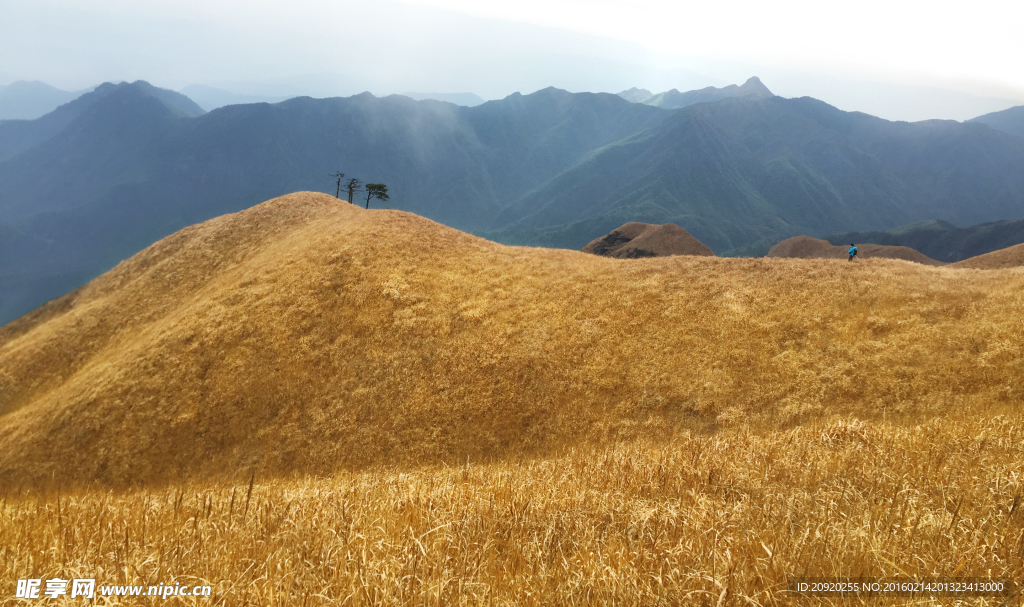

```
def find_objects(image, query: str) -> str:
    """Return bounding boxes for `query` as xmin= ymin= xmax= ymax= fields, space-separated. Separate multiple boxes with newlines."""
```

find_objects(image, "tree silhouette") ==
xmin=345 ymin=178 xmax=363 ymax=204
xmin=330 ymin=172 xmax=345 ymax=198
xmin=364 ymin=183 xmax=389 ymax=209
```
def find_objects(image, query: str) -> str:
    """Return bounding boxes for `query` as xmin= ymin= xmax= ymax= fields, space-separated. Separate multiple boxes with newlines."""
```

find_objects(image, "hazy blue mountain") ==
xmin=0 ymin=81 xmax=204 ymax=163
xmin=969 ymin=105 xmax=1024 ymax=139
xmin=491 ymin=96 xmax=1024 ymax=252
xmin=0 ymin=82 xmax=665 ymax=324
xmin=0 ymin=81 xmax=83 ymax=120
xmin=616 ymin=88 xmax=653 ymax=103
xmin=643 ymin=77 xmax=774 ymax=110
xmin=825 ymin=218 xmax=1024 ymax=262
xmin=180 ymin=85 xmax=290 ymax=111
xmin=403 ymin=92 xmax=486 ymax=106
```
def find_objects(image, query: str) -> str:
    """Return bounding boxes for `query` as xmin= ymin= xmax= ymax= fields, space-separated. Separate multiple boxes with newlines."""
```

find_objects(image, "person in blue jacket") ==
xmin=848 ymin=244 xmax=858 ymax=261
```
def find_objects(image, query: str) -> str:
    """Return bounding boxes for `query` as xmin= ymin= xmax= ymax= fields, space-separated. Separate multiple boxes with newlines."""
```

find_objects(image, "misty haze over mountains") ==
xmin=2 ymin=78 xmax=1024 ymax=325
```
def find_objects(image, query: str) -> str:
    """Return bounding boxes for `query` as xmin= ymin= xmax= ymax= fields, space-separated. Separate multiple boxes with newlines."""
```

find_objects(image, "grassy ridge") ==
xmin=1 ymin=192 xmax=1022 ymax=486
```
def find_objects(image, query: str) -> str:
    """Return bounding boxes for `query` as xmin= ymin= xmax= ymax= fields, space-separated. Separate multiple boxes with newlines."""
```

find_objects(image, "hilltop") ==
xmin=2 ymin=193 xmax=1022 ymax=486
xmin=582 ymin=222 xmax=714 ymax=258
xmin=767 ymin=236 xmax=943 ymax=265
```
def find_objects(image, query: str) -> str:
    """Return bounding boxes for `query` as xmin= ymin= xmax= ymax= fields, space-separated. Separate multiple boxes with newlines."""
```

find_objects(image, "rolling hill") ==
xmin=582 ymin=222 xmax=714 ymax=258
xmin=1 ymin=192 xmax=1022 ymax=486
xmin=952 ymin=243 xmax=1024 ymax=269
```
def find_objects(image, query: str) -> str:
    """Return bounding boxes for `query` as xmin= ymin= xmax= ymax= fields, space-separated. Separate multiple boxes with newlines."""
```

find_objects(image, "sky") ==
xmin=1 ymin=0 xmax=1022 ymax=121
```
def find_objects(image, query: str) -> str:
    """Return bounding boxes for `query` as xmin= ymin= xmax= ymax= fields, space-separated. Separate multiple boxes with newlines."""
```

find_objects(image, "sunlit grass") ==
xmin=1 ymin=192 xmax=1022 ymax=604
xmin=3 ymin=414 xmax=1023 ymax=605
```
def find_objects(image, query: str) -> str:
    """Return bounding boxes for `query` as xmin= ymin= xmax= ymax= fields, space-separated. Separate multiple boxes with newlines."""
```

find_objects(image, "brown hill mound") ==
xmin=582 ymin=222 xmax=715 ymax=258
xmin=1 ymin=192 xmax=1022 ymax=486
xmin=952 ymin=243 xmax=1024 ymax=269
xmin=766 ymin=235 xmax=943 ymax=265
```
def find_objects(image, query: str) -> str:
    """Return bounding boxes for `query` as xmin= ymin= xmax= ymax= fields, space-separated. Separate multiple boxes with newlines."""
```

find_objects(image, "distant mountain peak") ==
xmin=739 ymin=76 xmax=773 ymax=97
xmin=91 ymin=81 xmax=206 ymax=118
xmin=616 ymin=88 xmax=654 ymax=103
xmin=642 ymin=77 xmax=773 ymax=110
xmin=403 ymin=92 xmax=485 ymax=107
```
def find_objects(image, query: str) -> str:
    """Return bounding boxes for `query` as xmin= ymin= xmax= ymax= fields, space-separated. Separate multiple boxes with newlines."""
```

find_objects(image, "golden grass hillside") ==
xmin=1 ymin=192 xmax=1023 ymax=486
xmin=954 ymin=242 xmax=1024 ymax=269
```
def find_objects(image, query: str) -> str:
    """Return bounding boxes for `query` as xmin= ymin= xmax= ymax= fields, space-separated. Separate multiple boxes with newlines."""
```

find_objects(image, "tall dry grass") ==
xmin=3 ymin=414 xmax=1023 ymax=605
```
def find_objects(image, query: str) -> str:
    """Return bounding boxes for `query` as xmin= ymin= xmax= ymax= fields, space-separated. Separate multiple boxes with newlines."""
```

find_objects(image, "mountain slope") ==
xmin=2 ymin=192 xmax=1022 ymax=485
xmin=969 ymin=105 xmax=1024 ymax=139
xmin=494 ymin=96 xmax=1024 ymax=252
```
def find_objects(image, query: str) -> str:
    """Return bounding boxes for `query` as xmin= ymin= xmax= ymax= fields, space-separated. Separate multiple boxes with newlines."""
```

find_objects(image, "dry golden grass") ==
xmin=3 ymin=416 xmax=1024 ymax=605
xmin=2 ymin=191 xmax=1024 ymax=603
xmin=954 ymin=243 xmax=1024 ymax=269
xmin=0 ymin=192 xmax=1022 ymax=485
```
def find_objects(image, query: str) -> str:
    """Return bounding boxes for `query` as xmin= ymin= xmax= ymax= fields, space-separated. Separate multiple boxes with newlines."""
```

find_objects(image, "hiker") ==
xmin=848 ymin=244 xmax=858 ymax=261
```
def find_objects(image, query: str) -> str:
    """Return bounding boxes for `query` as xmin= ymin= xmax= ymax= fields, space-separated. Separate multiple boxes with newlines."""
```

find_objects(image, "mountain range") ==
xmin=627 ymin=77 xmax=775 ymax=109
xmin=2 ymin=78 xmax=1024 ymax=325
xmin=403 ymin=92 xmax=486 ymax=106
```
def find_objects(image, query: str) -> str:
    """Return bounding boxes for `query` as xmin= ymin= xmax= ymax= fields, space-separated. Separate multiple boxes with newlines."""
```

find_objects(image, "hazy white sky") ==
xmin=406 ymin=0 xmax=1024 ymax=97
xmin=1 ymin=0 xmax=1021 ymax=120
